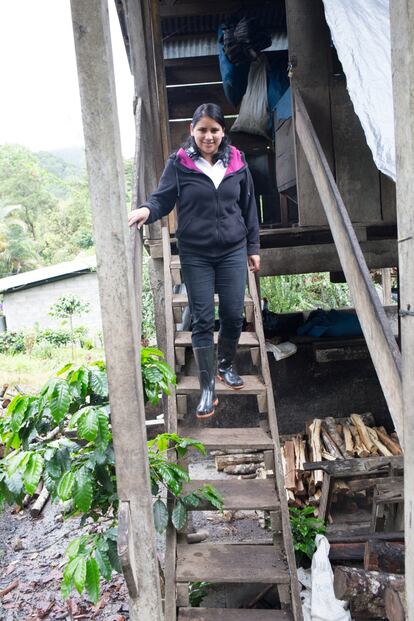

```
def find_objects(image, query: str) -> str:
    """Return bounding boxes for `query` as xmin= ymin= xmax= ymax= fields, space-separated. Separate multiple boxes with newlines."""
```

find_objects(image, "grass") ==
xmin=0 ymin=347 xmax=105 ymax=393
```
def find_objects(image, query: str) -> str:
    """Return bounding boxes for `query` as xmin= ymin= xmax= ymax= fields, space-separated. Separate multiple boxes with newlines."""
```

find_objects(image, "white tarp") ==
xmin=322 ymin=0 xmax=395 ymax=180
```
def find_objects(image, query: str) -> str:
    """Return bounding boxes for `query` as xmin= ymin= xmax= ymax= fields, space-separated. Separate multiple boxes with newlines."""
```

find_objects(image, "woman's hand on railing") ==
xmin=248 ymin=255 xmax=260 ymax=273
xmin=128 ymin=207 xmax=150 ymax=229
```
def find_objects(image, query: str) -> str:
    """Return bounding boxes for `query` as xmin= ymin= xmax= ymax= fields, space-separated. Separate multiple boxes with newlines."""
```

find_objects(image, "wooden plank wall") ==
xmin=286 ymin=0 xmax=397 ymax=229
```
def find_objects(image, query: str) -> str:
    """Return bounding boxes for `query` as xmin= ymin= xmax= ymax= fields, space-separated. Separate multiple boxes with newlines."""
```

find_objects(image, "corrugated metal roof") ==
xmin=163 ymin=32 xmax=287 ymax=59
xmin=0 ymin=256 xmax=97 ymax=294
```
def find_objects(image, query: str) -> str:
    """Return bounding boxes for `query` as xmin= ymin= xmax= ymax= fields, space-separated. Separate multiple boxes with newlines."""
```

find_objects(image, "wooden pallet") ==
xmin=162 ymin=227 xmax=303 ymax=621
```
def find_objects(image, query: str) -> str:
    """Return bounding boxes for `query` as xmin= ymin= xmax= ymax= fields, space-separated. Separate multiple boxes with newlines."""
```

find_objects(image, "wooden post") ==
xmin=294 ymin=88 xmax=403 ymax=441
xmin=390 ymin=1 xmax=414 ymax=619
xmin=70 ymin=2 xmax=163 ymax=619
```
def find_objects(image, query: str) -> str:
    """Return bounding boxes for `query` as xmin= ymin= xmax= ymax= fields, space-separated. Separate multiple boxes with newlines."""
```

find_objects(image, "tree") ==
xmin=49 ymin=295 xmax=90 ymax=358
xmin=0 ymin=145 xmax=58 ymax=242
xmin=0 ymin=203 xmax=40 ymax=277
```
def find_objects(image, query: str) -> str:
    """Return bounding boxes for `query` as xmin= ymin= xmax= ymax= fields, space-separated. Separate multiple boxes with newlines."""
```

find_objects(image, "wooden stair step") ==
xmin=179 ymin=608 xmax=293 ymax=620
xmin=176 ymin=544 xmax=290 ymax=584
xmin=177 ymin=426 xmax=273 ymax=450
xmin=183 ymin=479 xmax=279 ymax=511
xmin=177 ymin=375 xmax=265 ymax=395
xmin=172 ymin=293 xmax=253 ymax=307
xmin=175 ymin=331 xmax=259 ymax=347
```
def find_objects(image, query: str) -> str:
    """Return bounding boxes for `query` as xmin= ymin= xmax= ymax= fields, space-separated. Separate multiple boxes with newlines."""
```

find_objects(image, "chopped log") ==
xmin=349 ymin=423 xmax=370 ymax=457
xmin=364 ymin=540 xmax=405 ymax=574
xmin=374 ymin=427 xmax=403 ymax=456
xmin=384 ymin=585 xmax=407 ymax=621
xmin=333 ymin=480 xmax=350 ymax=493
xmin=350 ymin=413 xmax=376 ymax=453
xmin=324 ymin=417 xmax=348 ymax=457
xmin=223 ymin=462 xmax=264 ymax=475
xmin=342 ymin=423 xmax=355 ymax=457
xmin=329 ymin=542 xmax=365 ymax=562
xmin=293 ymin=436 xmax=306 ymax=495
xmin=346 ymin=476 xmax=403 ymax=494
xmin=321 ymin=450 xmax=336 ymax=461
xmin=308 ymin=489 xmax=322 ymax=506
xmin=283 ymin=441 xmax=297 ymax=490
xmin=328 ymin=531 xmax=404 ymax=544
xmin=334 ymin=566 xmax=405 ymax=618
xmin=30 ymin=486 xmax=50 ymax=518
xmin=309 ymin=419 xmax=324 ymax=488
xmin=215 ymin=453 xmax=264 ymax=471
xmin=367 ymin=427 xmax=393 ymax=457
xmin=0 ymin=384 xmax=8 ymax=398
xmin=321 ymin=426 xmax=343 ymax=459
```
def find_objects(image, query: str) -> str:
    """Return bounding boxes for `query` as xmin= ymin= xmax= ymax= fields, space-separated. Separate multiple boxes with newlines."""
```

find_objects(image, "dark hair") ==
xmin=183 ymin=103 xmax=231 ymax=164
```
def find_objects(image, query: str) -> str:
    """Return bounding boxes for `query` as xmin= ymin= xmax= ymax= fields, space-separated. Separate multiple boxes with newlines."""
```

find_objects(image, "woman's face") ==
xmin=190 ymin=116 xmax=225 ymax=161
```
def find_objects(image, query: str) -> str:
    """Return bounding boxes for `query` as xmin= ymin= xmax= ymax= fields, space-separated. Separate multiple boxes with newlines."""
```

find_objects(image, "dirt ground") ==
xmin=0 ymin=497 xmax=129 ymax=621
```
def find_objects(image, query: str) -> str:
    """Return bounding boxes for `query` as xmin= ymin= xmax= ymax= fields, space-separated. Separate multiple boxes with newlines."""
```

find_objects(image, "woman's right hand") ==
xmin=128 ymin=207 xmax=150 ymax=229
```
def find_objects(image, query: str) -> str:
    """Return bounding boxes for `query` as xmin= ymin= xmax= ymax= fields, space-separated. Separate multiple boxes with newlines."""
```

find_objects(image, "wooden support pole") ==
xmin=294 ymin=87 xmax=403 ymax=440
xmin=390 ymin=3 xmax=414 ymax=619
xmin=69 ymin=2 xmax=162 ymax=618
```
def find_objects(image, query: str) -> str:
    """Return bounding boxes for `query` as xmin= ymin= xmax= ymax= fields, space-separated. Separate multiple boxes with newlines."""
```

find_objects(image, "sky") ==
xmin=0 ymin=0 xmax=136 ymax=157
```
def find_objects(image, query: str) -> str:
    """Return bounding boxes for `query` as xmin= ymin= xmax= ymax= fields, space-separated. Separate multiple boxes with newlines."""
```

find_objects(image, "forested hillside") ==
xmin=0 ymin=144 xmax=133 ymax=278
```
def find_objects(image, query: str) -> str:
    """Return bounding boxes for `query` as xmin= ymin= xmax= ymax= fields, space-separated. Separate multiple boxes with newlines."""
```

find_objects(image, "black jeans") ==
xmin=180 ymin=246 xmax=248 ymax=348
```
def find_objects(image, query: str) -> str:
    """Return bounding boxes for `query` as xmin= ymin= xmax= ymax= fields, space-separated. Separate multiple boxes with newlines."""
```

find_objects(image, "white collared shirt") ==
xmin=194 ymin=157 xmax=226 ymax=189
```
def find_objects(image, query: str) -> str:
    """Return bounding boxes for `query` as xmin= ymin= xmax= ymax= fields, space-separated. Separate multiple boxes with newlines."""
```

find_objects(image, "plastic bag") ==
xmin=231 ymin=56 xmax=269 ymax=137
xmin=310 ymin=535 xmax=352 ymax=621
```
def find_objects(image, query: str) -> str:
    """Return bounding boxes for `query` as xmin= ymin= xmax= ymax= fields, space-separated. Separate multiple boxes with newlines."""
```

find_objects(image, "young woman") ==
xmin=128 ymin=103 xmax=260 ymax=419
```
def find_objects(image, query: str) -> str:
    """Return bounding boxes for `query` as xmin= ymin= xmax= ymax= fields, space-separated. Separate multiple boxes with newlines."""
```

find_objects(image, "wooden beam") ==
xmin=390 ymin=2 xmax=414 ymax=619
xmin=285 ymin=0 xmax=333 ymax=226
xmin=260 ymin=239 xmax=397 ymax=276
xmin=159 ymin=0 xmax=268 ymax=17
xmin=70 ymin=2 xmax=162 ymax=618
xmin=294 ymin=87 xmax=403 ymax=440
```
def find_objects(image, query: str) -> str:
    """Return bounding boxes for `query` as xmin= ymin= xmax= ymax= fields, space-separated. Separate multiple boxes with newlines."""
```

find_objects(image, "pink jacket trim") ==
xmin=176 ymin=145 xmax=245 ymax=176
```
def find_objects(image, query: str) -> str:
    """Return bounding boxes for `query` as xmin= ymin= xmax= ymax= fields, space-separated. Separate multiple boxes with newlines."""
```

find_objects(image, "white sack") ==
xmin=310 ymin=535 xmax=352 ymax=621
xmin=231 ymin=56 xmax=269 ymax=137
xmin=322 ymin=0 xmax=395 ymax=180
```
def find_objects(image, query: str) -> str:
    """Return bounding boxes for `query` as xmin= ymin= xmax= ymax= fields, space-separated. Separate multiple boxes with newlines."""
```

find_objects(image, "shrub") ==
xmin=0 ymin=332 xmax=25 ymax=355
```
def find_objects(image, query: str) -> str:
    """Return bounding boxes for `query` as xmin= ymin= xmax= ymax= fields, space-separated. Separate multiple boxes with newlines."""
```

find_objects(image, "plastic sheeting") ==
xmin=322 ymin=0 xmax=395 ymax=180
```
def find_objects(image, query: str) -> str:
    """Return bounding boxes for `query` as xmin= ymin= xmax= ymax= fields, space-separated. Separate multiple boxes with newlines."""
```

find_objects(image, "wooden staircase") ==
xmin=162 ymin=228 xmax=303 ymax=621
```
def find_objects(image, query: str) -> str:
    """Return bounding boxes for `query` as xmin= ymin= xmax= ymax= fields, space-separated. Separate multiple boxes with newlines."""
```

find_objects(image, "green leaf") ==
xmin=56 ymin=363 xmax=73 ymax=376
xmin=89 ymin=369 xmax=108 ymax=397
xmin=57 ymin=471 xmax=76 ymax=501
xmin=74 ymin=471 xmax=93 ymax=512
xmin=95 ymin=548 xmax=112 ymax=581
xmin=65 ymin=536 xmax=83 ymax=560
xmin=73 ymin=556 xmax=87 ymax=594
xmin=85 ymin=557 xmax=100 ymax=604
xmin=23 ymin=453 xmax=44 ymax=495
xmin=49 ymin=380 xmax=71 ymax=423
xmin=5 ymin=450 xmax=30 ymax=477
xmin=107 ymin=539 xmax=122 ymax=573
xmin=97 ymin=409 xmax=111 ymax=448
xmin=78 ymin=408 xmax=99 ymax=442
xmin=153 ymin=498 xmax=169 ymax=533
xmin=172 ymin=499 xmax=187 ymax=530
xmin=10 ymin=396 xmax=30 ymax=432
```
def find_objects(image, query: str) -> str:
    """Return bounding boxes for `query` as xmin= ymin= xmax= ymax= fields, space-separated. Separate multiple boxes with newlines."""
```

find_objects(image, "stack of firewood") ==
xmin=213 ymin=449 xmax=265 ymax=478
xmin=282 ymin=413 xmax=402 ymax=508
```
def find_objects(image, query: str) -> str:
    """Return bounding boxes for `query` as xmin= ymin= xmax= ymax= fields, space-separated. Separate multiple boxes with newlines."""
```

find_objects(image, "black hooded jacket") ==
xmin=142 ymin=145 xmax=260 ymax=257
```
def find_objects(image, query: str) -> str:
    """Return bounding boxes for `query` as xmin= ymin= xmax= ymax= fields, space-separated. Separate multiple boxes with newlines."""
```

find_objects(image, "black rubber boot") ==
xmin=193 ymin=345 xmax=218 ymax=419
xmin=217 ymin=337 xmax=244 ymax=390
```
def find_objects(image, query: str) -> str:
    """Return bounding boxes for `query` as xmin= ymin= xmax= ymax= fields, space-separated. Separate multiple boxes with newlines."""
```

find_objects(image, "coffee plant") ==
xmin=0 ymin=351 xmax=223 ymax=603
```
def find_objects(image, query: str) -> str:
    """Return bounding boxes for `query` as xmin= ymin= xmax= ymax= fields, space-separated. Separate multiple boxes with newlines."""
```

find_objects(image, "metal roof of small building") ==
xmin=0 ymin=256 xmax=97 ymax=294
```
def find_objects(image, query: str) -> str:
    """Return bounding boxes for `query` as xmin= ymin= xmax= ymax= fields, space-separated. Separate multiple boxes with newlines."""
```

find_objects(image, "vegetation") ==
xmin=49 ymin=295 xmax=90 ymax=358
xmin=0 ymin=354 xmax=223 ymax=603
xmin=261 ymin=273 xmax=351 ymax=313
xmin=289 ymin=506 xmax=326 ymax=564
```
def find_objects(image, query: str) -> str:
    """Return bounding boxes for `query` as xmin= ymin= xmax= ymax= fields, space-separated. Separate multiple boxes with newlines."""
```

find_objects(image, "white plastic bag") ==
xmin=311 ymin=535 xmax=352 ymax=621
xmin=231 ymin=56 xmax=269 ymax=137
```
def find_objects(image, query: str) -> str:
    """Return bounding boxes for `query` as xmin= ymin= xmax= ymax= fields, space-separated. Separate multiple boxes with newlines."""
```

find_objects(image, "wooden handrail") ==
xmin=293 ymin=86 xmax=403 ymax=441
